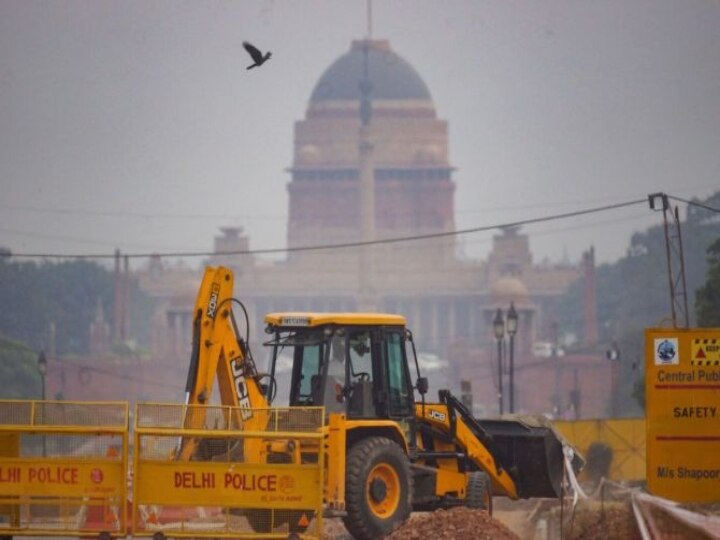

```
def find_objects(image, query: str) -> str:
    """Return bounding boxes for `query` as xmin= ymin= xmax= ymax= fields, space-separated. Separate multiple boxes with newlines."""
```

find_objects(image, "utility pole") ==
xmin=648 ymin=193 xmax=689 ymax=328
xmin=37 ymin=351 xmax=47 ymax=456
xmin=607 ymin=341 xmax=621 ymax=417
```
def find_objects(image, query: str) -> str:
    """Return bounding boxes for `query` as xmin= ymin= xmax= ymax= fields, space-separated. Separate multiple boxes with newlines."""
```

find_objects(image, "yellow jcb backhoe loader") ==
xmin=178 ymin=266 xmax=582 ymax=539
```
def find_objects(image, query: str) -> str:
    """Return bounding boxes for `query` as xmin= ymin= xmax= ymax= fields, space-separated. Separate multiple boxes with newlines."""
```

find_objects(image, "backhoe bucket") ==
xmin=477 ymin=416 xmax=582 ymax=499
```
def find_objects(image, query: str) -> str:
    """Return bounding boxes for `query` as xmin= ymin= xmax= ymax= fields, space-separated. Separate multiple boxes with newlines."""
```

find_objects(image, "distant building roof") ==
xmin=310 ymin=39 xmax=433 ymax=102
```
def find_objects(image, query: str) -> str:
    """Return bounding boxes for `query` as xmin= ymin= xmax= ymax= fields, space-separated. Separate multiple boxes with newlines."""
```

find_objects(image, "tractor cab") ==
xmin=263 ymin=313 xmax=422 ymax=422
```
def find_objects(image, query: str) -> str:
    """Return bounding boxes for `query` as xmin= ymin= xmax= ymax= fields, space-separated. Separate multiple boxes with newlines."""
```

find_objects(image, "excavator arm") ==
xmin=177 ymin=266 xmax=270 ymax=460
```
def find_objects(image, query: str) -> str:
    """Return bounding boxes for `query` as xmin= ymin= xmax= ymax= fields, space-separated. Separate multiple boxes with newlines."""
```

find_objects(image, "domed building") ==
xmin=287 ymin=39 xmax=455 ymax=263
xmin=130 ymin=39 xmax=611 ymax=416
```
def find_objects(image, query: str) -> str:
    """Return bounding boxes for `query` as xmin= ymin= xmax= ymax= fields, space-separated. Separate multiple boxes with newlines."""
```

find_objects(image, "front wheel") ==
xmin=343 ymin=436 xmax=412 ymax=540
xmin=466 ymin=470 xmax=493 ymax=514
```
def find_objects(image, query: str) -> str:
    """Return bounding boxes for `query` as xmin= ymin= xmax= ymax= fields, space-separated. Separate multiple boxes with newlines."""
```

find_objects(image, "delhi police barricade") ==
xmin=0 ymin=400 xmax=129 ymax=538
xmin=132 ymin=403 xmax=325 ymax=539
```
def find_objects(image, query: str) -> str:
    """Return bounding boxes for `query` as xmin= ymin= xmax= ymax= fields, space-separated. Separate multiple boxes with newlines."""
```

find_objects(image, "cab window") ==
xmin=291 ymin=343 xmax=323 ymax=405
xmin=347 ymin=331 xmax=377 ymax=418
xmin=348 ymin=332 xmax=373 ymax=385
xmin=386 ymin=331 xmax=412 ymax=417
xmin=323 ymin=333 xmax=347 ymax=414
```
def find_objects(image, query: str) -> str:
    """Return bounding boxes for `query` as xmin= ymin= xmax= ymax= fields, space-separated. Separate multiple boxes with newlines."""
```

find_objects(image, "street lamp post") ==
xmin=506 ymin=302 xmax=518 ymax=414
xmin=37 ymin=350 xmax=47 ymax=400
xmin=606 ymin=341 xmax=621 ymax=417
xmin=492 ymin=309 xmax=505 ymax=415
xmin=37 ymin=350 xmax=47 ymax=456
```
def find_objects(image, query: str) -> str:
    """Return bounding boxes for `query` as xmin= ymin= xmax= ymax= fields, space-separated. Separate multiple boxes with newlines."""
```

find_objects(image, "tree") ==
xmin=696 ymin=237 xmax=720 ymax=327
xmin=0 ymin=255 xmax=151 ymax=356
xmin=0 ymin=336 xmax=41 ymax=399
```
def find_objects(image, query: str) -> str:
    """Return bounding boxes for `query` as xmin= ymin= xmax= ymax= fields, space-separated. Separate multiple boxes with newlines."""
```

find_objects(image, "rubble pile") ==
xmin=323 ymin=507 xmax=519 ymax=539
xmin=385 ymin=507 xmax=519 ymax=540
xmin=570 ymin=506 xmax=642 ymax=540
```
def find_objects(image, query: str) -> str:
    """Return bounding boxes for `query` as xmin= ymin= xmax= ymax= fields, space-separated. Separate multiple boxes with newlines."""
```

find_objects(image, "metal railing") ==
xmin=132 ymin=403 xmax=325 ymax=539
xmin=0 ymin=400 xmax=129 ymax=538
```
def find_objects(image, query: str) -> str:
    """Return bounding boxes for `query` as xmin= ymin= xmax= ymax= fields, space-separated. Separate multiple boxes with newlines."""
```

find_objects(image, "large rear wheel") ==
xmin=466 ymin=470 xmax=493 ymax=515
xmin=343 ymin=437 xmax=412 ymax=540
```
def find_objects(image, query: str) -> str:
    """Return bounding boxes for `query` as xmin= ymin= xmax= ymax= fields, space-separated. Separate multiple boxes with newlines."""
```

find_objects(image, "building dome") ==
xmin=310 ymin=40 xmax=432 ymax=102
xmin=490 ymin=277 xmax=529 ymax=300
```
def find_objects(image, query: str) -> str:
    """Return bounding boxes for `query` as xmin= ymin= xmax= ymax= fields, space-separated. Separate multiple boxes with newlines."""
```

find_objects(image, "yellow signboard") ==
xmin=645 ymin=328 xmax=720 ymax=502
xmin=0 ymin=459 xmax=124 ymax=498
xmin=134 ymin=461 xmax=322 ymax=509
xmin=691 ymin=337 xmax=720 ymax=366
xmin=132 ymin=403 xmax=325 ymax=538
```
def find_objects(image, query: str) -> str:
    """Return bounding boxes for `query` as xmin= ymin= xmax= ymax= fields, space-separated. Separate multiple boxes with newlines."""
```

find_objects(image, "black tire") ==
xmin=466 ymin=471 xmax=493 ymax=515
xmin=343 ymin=436 xmax=412 ymax=540
xmin=246 ymin=509 xmax=271 ymax=534
xmin=152 ymin=532 xmax=166 ymax=540
xmin=247 ymin=509 xmax=305 ymax=534
xmin=98 ymin=532 xmax=112 ymax=540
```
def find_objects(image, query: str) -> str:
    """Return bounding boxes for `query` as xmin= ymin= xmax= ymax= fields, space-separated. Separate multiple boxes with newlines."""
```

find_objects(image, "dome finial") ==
xmin=366 ymin=0 xmax=373 ymax=40
xmin=359 ymin=41 xmax=373 ymax=125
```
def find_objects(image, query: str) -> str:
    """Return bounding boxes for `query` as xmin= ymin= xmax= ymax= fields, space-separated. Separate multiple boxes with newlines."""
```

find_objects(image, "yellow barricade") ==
xmin=133 ymin=403 xmax=325 ymax=539
xmin=554 ymin=417 xmax=646 ymax=482
xmin=0 ymin=400 xmax=129 ymax=538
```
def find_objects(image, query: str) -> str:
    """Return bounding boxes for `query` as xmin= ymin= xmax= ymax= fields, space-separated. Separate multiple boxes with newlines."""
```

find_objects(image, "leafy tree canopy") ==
xmin=0 ymin=336 xmax=41 ymax=399
xmin=696 ymin=237 xmax=720 ymax=327
xmin=0 ymin=256 xmax=151 ymax=357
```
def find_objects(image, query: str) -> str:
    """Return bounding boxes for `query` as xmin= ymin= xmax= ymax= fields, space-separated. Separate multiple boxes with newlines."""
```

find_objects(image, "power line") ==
xmin=667 ymin=195 xmax=720 ymax=214
xmin=2 ymin=198 xmax=646 ymax=260
xmin=0 ymin=203 xmax=284 ymax=222
xmin=0 ymin=207 xmax=652 ymax=267
xmin=0 ymin=193 xmax=639 ymax=222
xmin=5 ymin=181 xmax=715 ymax=221
xmin=457 ymin=192 xmax=655 ymax=214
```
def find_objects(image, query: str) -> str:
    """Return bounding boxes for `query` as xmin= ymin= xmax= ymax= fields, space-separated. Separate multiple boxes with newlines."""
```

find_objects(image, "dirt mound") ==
xmin=385 ymin=507 xmax=520 ymax=540
xmin=571 ymin=506 xmax=642 ymax=540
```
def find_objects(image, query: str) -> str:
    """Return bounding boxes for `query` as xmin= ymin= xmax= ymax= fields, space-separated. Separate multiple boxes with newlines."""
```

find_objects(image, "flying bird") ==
xmin=243 ymin=41 xmax=272 ymax=70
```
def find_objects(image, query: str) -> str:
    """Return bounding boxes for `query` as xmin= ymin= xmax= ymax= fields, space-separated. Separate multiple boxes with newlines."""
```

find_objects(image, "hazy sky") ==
xmin=1 ymin=1 xmax=719 ymax=268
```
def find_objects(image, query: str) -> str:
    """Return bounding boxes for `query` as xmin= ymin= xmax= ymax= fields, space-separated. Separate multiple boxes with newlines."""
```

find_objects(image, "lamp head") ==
xmin=507 ymin=302 xmax=519 ymax=336
xmin=492 ymin=308 xmax=505 ymax=340
xmin=37 ymin=350 xmax=47 ymax=376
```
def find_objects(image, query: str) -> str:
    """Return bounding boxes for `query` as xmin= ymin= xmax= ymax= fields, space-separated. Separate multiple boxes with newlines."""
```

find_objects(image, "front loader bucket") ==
xmin=436 ymin=391 xmax=583 ymax=500
xmin=476 ymin=416 xmax=582 ymax=499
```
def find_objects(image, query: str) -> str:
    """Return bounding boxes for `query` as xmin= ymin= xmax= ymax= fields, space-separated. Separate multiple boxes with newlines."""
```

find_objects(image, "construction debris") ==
xmin=385 ymin=507 xmax=518 ymax=540
xmin=323 ymin=507 xmax=520 ymax=539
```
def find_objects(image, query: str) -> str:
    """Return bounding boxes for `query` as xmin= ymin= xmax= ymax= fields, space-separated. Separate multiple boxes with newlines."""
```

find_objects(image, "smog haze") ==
xmin=1 ymin=1 xmax=719 ymax=266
